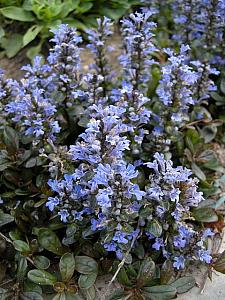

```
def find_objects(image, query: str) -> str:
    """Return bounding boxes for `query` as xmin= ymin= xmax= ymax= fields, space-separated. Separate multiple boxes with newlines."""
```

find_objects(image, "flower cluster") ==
xmin=111 ymin=81 xmax=151 ymax=154
xmin=191 ymin=61 xmax=219 ymax=102
xmin=47 ymin=24 xmax=83 ymax=105
xmin=120 ymin=10 xmax=158 ymax=91
xmin=5 ymin=81 xmax=60 ymax=144
xmin=149 ymin=45 xmax=199 ymax=148
xmin=69 ymin=104 xmax=130 ymax=164
xmin=86 ymin=17 xmax=114 ymax=97
xmin=144 ymin=153 xmax=213 ymax=269
xmin=47 ymin=104 xmax=146 ymax=257
xmin=172 ymin=0 xmax=201 ymax=44
xmin=172 ymin=0 xmax=225 ymax=66
xmin=0 ymin=70 xmax=20 ymax=127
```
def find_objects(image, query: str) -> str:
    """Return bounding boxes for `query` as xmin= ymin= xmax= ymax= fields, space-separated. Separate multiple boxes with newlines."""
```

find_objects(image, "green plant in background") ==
xmin=0 ymin=0 xmax=139 ymax=59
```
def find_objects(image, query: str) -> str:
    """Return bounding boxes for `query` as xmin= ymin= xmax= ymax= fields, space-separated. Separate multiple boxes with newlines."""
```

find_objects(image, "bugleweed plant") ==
xmin=1 ymin=8 xmax=225 ymax=300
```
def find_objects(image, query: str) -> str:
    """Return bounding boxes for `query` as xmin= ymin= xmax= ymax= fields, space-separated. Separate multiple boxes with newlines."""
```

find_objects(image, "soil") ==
xmin=0 ymin=31 xmax=122 ymax=80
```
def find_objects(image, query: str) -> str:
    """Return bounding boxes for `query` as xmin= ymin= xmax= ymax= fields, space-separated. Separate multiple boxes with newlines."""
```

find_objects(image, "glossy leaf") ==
xmin=13 ymin=240 xmax=30 ymax=253
xmin=142 ymin=285 xmax=177 ymax=300
xmin=0 ymin=211 xmax=14 ymax=227
xmin=214 ymin=250 xmax=225 ymax=273
xmin=59 ymin=253 xmax=75 ymax=281
xmin=160 ymin=260 xmax=174 ymax=284
xmin=0 ymin=6 xmax=35 ymax=21
xmin=38 ymin=228 xmax=65 ymax=255
xmin=33 ymin=256 xmax=50 ymax=270
xmin=78 ymin=273 xmax=97 ymax=289
xmin=3 ymin=126 xmax=19 ymax=152
xmin=79 ymin=286 xmax=96 ymax=300
xmin=28 ymin=269 xmax=57 ymax=285
xmin=147 ymin=220 xmax=162 ymax=238
xmin=23 ymin=25 xmax=42 ymax=46
xmin=20 ymin=292 xmax=43 ymax=300
xmin=17 ymin=256 xmax=28 ymax=282
xmin=193 ymin=207 xmax=218 ymax=223
xmin=75 ymin=256 xmax=98 ymax=274
xmin=171 ymin=276 xmax=195 ymax=293
xmin=137 ymin=257 xmax=156 ymax=287
xmin=191 ymin=162 xmax=206 ymax=181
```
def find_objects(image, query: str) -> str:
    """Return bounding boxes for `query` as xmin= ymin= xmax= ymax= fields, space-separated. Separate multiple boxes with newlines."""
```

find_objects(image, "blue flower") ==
xmin=152 ymin=238 xmax=164 ymax=250
xmin=197 ymin=249 xmax=212 ymax=264
xmin=173 ymin=236 xmax=186 ymax=249
xmin=113 ymin=232 xmax=129 ymax=244
xmin=96 ymin=187 xmax=113 ymax=210
xmin=104 ymin=242 xmax=117 ymax=252
xmin=202 ymin=228 xmax=214 ymax=239
xmin=173 ymin=255 xmax=185 ymax=269
xmin=58 ymin=209 xmax=70 ymax=223
xmin=46 ymin=197 xmax=60 ymax=212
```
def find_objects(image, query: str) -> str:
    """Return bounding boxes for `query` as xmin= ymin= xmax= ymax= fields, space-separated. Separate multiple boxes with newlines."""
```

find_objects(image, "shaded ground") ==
xmin=0 ymin=31 xmax=122 ymax=79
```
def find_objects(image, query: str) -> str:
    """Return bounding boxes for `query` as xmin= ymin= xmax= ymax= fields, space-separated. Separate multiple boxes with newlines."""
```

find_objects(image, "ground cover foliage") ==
xmin=0 ymin=1 xmax=225 ymax=299
xmin=0 ymin=0 xmax=139 ymax=60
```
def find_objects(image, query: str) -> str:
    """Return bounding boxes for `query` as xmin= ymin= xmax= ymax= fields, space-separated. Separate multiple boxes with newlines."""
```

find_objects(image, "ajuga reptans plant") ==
xmin=0 ymin=11 xmax=222 ymax=297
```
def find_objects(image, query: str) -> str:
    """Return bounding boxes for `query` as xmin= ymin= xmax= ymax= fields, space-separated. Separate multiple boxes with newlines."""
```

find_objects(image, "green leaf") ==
xmin=17 ymin=256 xmax=28 ymax=282
xmin=33 ymin=256 xmax=50 ymax=270
xmin=214 ymin=250 xmax=225 ymax=274
xmin=191 ymin=162 xmax=206 ymax=181
xmin=26 ymin=41 xmax=43 ymax=60
xmin=100 ymin=7 xmax=127 ymax=20
xmin=116 ymin=266 xmax=132 ymax=287
xmin=75 ymin=256 xmax=98 ymax=274
xmin=79 ymin=286 xmax=96 ymax=300
xmin=25 ymin=157 xmax=37 ymax=168
xmin=78 ymin=273 xmax=97 ymax=289
xmin=211 ymin=92 xmax=225 ymax=104
xmin=0 ymin=27 xmax=5 ymax=39
xmin=0 ymin=6 xmax=35 ymax=21
xmin=133 ymin=242 xmax=145 ymax=259
xmin=23 ymin=25 xmax=43 ymax=46
xmin=185 ymin=129 xmax=201 ymax=153
xmin=0 ymin=211 xmax=14 ymax=227
xmin=147 ymin=219 xmax=162 ymax=237
xmin=23 ymin=280 xmax=42 ymax=294
xmin=193 ymin=207 xmax=218 ymax=223
xmin=52 ymin=293 xmax=81 ymax=300
xmin=38 ymin=228 xmax=65 ymax=255
xmin=137 ymin=258 xmax=156 ymax=287
xmin=28 ymin=269 xmax=57 ymax=285
xmin=3 ymin=126 xmax=19 ymax=152
xmin=200 ymin=125 xmax=218 ymax=143
xmin=1 ymin=33 xmax=23 ymax=58
xmin=160 ymin=260 xmax=174 ymax=285
xmin=142 ymin=285 xmax=177 ymax=300
xmin=20 ymin=292 xmax=43 ymax=300
xmin=59 ymin=253 xmax=75 ymax=282
xmin=171 ymin=276 xmax=195 ymax=293
xmin=220 ymin=78 xmax=225 ymax=94
xmin=109 ymin=289 xmax=127 ymax=300
xmin=59 ymin=0 xmax=80 ymax=18
xmin=13 ymin=240 xmax=30 ymax=253
xmin=75 ymin=2 xmax=93 ymax=14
